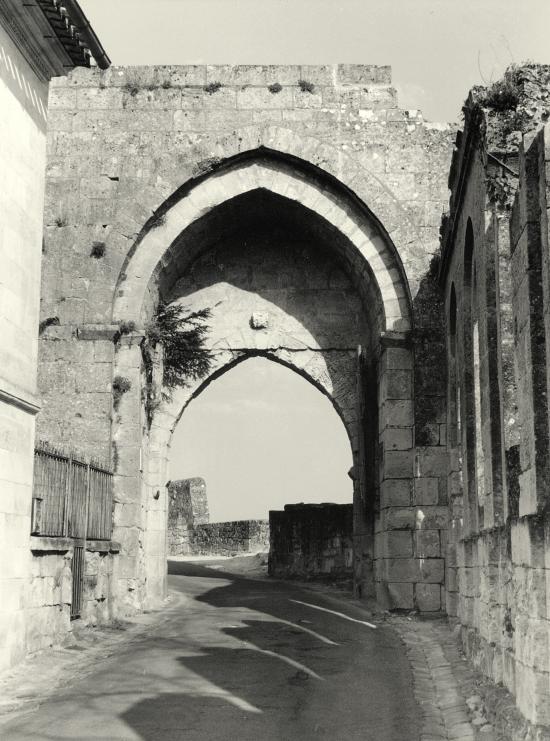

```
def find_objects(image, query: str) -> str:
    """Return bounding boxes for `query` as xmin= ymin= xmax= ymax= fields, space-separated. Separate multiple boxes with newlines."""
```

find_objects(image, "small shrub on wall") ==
xmin=112 ymin=376 xmax=131 ymax=410
xmin=142 ymin=303 xmax=212 ymax=426
xmin=298 ymin=79 xmax=315 ymax=93
xmin=204 ymin=81 xmax=222 ymax=94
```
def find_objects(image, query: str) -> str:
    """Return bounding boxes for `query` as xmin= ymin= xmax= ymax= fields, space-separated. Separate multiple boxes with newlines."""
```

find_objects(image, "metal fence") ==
xmin=32 ymin=444 xmax=114 ymax=541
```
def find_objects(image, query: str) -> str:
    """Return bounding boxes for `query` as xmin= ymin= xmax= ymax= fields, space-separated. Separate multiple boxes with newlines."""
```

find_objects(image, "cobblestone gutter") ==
xmin=393 ymin=616 xmax=550 ymax=741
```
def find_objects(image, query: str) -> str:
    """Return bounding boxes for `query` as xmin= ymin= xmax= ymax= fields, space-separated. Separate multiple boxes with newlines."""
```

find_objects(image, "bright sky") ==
xmin=80 ymin=1 xmax=548 ymax=521
xmin=81 ymin=0 xmax=549 ymax=121
xmin=171 ymin=358 xmax=353 ymax=522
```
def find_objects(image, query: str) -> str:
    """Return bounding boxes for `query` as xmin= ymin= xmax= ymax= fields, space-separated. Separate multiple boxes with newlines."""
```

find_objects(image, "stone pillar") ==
xmin=507 ymin=123 xmax=550 ymax=726
xmin=376 ymin=335 xmax=447 ymax=612
xmin=111 ymin=334 xmax=147 ymax=612
xmin=376 ymin=339 xmax=416 ymax=609
xmin=142 ymin=432 xmax=169 ymax=607
xmin=510 ymin=126 xmax=550 ymax=517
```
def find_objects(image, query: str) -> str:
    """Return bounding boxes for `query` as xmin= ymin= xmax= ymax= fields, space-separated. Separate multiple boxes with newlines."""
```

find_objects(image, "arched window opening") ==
xmin=169 ymin=357 xmax=353 ymax=523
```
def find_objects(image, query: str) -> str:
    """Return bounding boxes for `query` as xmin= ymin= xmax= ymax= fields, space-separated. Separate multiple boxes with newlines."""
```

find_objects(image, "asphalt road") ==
xmin=2 ymin=562 xmax=421 ymax=740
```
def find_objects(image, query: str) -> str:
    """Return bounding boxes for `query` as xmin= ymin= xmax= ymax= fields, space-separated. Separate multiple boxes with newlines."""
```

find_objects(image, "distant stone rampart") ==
xmin=190 ymin=520 xmax=269 ymax=557
xmin=268 ymin=503 xmax=353 ymax=583
xmin=167 ymin=478 xmax=269 ymax=556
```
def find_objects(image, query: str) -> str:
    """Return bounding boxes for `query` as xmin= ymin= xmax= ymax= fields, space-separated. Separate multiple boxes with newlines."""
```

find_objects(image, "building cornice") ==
xmin=0 ymin=0 xmax=108 ymax=81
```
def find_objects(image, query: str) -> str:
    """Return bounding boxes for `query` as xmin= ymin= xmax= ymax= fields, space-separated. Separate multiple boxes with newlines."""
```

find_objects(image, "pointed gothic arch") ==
xmin=113 ymin=149 xmax=412 ymax=334
xmin=110 ymin=146 xmax=415 ymax=611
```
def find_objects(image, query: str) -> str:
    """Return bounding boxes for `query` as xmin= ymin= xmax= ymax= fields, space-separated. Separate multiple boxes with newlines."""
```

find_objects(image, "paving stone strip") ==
xmin=392 ymin=617 xmax=496 ymax=741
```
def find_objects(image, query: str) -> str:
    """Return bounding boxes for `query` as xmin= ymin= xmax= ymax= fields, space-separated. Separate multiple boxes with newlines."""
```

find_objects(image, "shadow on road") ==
xmin=116 ymin=560 xmax=420 ymax=740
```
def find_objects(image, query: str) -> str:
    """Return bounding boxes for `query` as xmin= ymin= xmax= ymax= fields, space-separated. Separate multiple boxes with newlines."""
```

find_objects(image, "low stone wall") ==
xmin=268 ymin=503 xmax=353 ymax=582
xmin=456 ymin=516 xmax=550 ymax=729
xmin=189 ymin=521 xmax=269 ymax=557
xmin=27 ymin=538 xmax=119 ymax=653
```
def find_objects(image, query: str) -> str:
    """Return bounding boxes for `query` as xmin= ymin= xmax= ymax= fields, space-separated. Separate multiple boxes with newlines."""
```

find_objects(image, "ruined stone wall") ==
xmin=269 ymin=503 xmax=353 ymax=582
xmin=190 ymin=520 xmax=269 ymax=557
xmin=167 ymin=477 xmax=208 ymax=556
xmin=441 ymin=66 xmax=550 ymax=730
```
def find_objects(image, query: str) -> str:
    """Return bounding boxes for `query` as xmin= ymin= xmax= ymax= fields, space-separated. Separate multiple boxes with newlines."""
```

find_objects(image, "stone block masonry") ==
xmin=440 ymin=66 xmax=550 ymax=733
xmin=167 ymin=478 xmax=268 ymax=557
xmin=167 ymin=478 xmax=208 ymax=556
xmin=15 ymin=52 xmax=550 ymax=736
xmin=269 ymin=504 xmax=354 ymax=583
xmin=190 ymin=520 xmax=269 ymax=557
xmin=26 ymin=538 xmax=119 ymax=654
xmin=38 ymin=61 xmax=455 ymax=625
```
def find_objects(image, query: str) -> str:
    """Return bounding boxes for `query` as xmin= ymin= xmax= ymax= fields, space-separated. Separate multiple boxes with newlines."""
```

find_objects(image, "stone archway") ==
xmin=110 ymin=149 xmax=414 ymax=612
xmin=113 ymin=150 xmax=412 ymax=333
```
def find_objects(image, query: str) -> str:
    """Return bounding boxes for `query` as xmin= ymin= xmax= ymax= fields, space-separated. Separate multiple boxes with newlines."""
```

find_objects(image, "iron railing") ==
xmin=32 ymin=444 xmax=114 ymax=540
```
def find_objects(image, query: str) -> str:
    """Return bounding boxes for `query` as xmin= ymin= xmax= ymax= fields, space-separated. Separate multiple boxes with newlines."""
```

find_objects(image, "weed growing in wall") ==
xmin=481 ymin=78 xmax=520 ymax=111
xmin=191 ymin=156 xmax=222 ymax=178
xmin=268 ymin=82 xmax=282 ymax=94
xmin=113 ymin=320 xmax=136 ymax=344
xmin=112 ymin=376 xmax=131 ymax=410
xmin=486 ymin=170 xmax=516 ymax=210
xmin=54 ymin=216 xmax=67 ymax=227
xmin=122 ymin=82 xmax=140 ymax=96
xmin=204 ymin=81 xmax=222 ymax=94
xmin=149 ymin=211 xmax=166 ymax=229
xmin=111 ymin=440 xmax=119 ymax=472
xmin=298 ymin=79 xmax=315 ymax=94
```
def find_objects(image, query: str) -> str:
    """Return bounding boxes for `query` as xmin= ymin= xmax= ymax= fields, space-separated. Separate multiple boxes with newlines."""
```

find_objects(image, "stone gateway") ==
xmin=38 ymin=63 xmax=453 ymax=618
xmin=0 ymin=12 xmax=549 ymax=729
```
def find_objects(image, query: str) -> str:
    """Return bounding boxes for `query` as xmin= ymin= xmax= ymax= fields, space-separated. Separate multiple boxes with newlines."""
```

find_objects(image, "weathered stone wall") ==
xmin=27 ymin=539 xmax=119 ymax=654
xmin=0 ymin=22 xmax=49 ymax=672
xmin=440 ymin=66 xmax=550 ymax=730
xmin=190 ymin=520 xmax=269 ymax=557
xmin=167 ymin=477 xmax=208 ymax=556
xmin=36 ymin=63 xmax=455 ymax=623
xmin=167 ymin=478 xmax=268 ymax=557
xmin=269 ymin=503 xmax=353 ymax=582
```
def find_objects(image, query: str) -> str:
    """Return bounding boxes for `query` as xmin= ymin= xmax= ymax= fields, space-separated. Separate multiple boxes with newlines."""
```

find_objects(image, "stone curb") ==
xmin=391 ymin=617 xmax=495 ymax=741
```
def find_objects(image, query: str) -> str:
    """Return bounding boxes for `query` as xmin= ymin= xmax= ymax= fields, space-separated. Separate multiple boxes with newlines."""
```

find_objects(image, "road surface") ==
xmin=1 ymin=561 xmax=421 ymax=740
